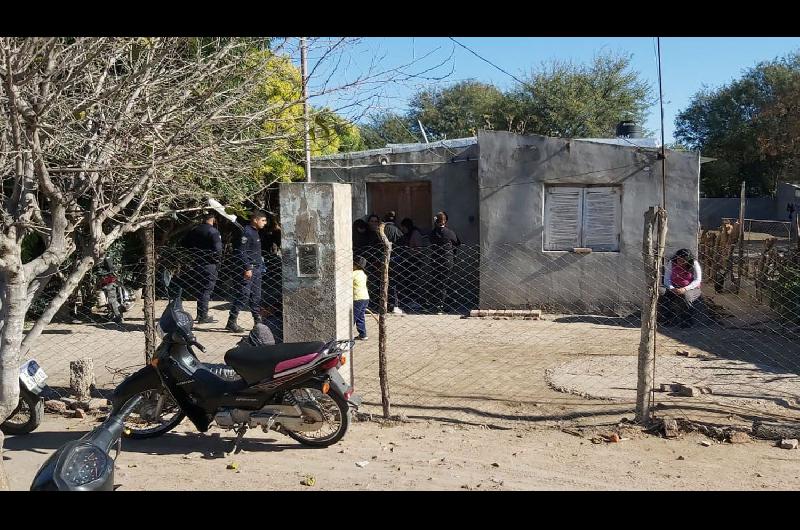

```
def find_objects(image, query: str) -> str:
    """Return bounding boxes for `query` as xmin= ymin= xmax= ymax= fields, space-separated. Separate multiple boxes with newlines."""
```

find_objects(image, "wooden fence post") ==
xmin=735 ymin=181 xmax=746 ymax=294
xmin=635 ymin=207 xmax=668 ymax=424
xmin=377 ymin=223 xmax=392 ymax=419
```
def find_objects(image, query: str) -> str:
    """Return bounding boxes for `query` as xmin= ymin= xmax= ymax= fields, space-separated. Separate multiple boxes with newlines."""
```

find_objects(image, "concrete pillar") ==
xmin=280 ymin=182 xmax=353 ymax=385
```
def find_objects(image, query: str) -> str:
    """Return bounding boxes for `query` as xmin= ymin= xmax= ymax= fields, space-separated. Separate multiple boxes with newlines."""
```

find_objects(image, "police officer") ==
xmin=226 ymin=209 xmax=269 ymax=333
xmin=182 ymin=212 xmax=223 ymax=324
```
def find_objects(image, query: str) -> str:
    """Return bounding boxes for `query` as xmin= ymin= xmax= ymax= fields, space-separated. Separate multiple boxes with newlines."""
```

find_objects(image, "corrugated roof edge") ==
xmin=313 ymin=137 xmax=477 ymax=162
xmin=574 ymin=138 xmax=661 ymax=149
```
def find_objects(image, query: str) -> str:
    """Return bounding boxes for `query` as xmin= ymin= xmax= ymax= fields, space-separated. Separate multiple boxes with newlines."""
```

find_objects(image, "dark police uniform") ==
xmin=182 ymin=223 xmax=223 ymax=320
xmin=228 ymin=224 xmax=263 ymax=324
xmin=429 ymin=224 xmax=461 ymax=312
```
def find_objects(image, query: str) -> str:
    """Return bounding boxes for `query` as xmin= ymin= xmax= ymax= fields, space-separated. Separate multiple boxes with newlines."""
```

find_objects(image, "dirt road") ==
xmin=5 ymin=415 xmax=799 ymax=491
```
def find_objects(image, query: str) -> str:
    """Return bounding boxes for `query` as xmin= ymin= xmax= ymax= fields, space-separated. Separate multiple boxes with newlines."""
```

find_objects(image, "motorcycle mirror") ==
xmin=161 ymin=268 xmax=172 ymax=288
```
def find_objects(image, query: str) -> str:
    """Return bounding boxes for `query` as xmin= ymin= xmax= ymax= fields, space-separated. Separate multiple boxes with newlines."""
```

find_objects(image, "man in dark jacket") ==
xmin=429 ymin=211 xmax=461 ymax=314
xmin=382 ymin=211 xmax=405 ymax=314
xmin=226 ymin=210 xmax=268 ymax=333
xmin=382 ymin=211 xmax=404 ymax=244
xmin=182 ymin=212 xmax=223 ymax=324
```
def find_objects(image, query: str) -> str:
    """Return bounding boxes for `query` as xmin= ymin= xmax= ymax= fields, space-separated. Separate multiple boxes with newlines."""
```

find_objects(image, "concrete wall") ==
xmin=700 ymin=197 xmax=777 ymax=228
xmin=477 ymin=130 xmax=701 ymax=313
xmin=280 ymin=183 xmax=353 ymax=364
xmin=312 ymin=142 xmax=481 ymax=245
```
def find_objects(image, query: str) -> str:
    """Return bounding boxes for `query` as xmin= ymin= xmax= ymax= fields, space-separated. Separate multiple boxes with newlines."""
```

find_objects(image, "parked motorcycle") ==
xmin=96 ymin=257 xmax=135 ymax=323
xmin=1 ymin=359 xmax=48 ymax=435
xmin=30 ymin=396 xmax=142 ymax=491
xmin=110 ymin=280 xmax=360 ymax=449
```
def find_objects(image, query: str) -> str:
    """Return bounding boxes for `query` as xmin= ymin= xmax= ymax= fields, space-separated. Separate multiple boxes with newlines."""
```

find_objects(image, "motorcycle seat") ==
xmin=224 ymin=341 xmax=326 ymax=384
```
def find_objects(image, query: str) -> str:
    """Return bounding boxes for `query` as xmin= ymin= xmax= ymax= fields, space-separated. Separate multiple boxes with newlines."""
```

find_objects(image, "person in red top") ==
xmin=662 ymin=248 xmax=702 ymax=328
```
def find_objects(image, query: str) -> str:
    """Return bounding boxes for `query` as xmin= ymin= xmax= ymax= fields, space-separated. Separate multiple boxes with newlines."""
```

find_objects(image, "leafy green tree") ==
xmin=356 ymin=53 xmax=653 ymax=147
xmin=501 ymin=53 xmax=653 ymax=138
xmin=407 ymin=80 xmax=505 ymax=141
xmin=675 ymin=52 xmax=800 ymax=197
xmin=359 ymin=112 xmax=419 ymax=149
xmin=238 ymin=52 xmax=365 ymax=186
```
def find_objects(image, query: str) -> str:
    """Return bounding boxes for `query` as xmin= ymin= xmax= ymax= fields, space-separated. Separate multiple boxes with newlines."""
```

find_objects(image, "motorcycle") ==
xmin=96 ymin=257 xmax=135 ymax=323
xmin=30 ymin=395 xmax=142 ymax=491
xmin=1 ymin=359 xmax=48 ymax=435
xmin=110 ymin=280 xmax=360 ymax=449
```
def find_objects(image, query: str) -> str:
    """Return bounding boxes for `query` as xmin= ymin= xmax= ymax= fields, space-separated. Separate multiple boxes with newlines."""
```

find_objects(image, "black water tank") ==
xmin=616 ymin=120 xmax=643 ymax=138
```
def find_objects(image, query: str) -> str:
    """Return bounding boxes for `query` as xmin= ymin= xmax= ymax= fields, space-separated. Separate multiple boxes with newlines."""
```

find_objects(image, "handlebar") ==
xmin=86 ymin=394 xmax=143 ymax=453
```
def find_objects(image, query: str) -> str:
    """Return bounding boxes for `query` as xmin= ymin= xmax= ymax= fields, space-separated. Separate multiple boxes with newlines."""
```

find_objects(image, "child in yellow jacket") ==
xmin=353 ymin=256 xmax=369 ymax=340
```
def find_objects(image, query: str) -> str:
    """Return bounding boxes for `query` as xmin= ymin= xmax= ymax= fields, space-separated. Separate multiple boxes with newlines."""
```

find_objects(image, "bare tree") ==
xmin=0 ymin=37 xmax=303 ymax=487
xmin=0 ymin=36 xmax=453 ymax=489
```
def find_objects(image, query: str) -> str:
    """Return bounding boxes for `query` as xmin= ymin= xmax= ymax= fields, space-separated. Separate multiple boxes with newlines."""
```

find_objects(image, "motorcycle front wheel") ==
xmin=117 ymin=388 xmax=185 ymax=439
xmin=1 ymin=388 xmax=44 ymax=435
xmin=282 ymin=387 xmax=350 ymax=447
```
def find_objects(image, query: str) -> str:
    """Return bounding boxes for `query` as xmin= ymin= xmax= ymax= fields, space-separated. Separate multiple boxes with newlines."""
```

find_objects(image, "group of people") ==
xmin=178 ymin=206 xmax=703 ymax=347
xmin=351 ymin=210 xmax=461 ymax=340
xmin=179 ymin=209 xmax=277 ymax=336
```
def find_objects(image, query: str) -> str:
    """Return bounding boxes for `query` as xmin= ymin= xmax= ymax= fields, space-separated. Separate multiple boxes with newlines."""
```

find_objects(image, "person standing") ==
xmin=181 ymin=212 xmax=223 ymax=324
xmin=353 ymin=256 xmax=370 ymax=340
xmin=399 ymin=217 xmax=424 ymax=311
xmin=382 ymin=211 xmax=404 ymax=314
xmin=353 ymin=218 xmax=371 ymax=252
xmin=226 ymin=210 xmax=269 ymax=333
xmin=429 ymin=211 xmax=461 ymax=314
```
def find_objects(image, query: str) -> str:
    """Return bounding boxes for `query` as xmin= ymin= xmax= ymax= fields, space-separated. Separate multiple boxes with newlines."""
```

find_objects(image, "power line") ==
xmin=448 ymin=37 xmax=534 ymax=92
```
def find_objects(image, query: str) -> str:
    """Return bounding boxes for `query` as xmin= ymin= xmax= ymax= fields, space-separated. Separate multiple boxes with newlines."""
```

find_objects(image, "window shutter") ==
xmin=544 ymin=187 xmax=582 ymax=251
xmin=582 ymin=187 xmax=620 ymax=251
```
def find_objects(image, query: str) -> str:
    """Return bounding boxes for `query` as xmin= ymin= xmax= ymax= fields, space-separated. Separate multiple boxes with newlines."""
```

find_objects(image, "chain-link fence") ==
xmin=22 ymin=219 xmax=800 ymax=432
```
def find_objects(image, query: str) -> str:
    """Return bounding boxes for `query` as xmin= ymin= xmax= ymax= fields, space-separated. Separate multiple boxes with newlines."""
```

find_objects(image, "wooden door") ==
xmin=367 ymin=181 xmax=432 ymax=230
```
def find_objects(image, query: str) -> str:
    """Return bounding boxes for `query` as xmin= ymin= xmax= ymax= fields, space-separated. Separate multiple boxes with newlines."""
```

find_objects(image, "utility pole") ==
xmin=301 ymin=37 xmax=311 ymax=182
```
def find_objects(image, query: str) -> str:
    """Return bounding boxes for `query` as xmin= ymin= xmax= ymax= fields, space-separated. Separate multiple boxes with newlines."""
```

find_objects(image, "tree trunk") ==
xmin=142 ymin=224 xmax=157 ymax=364
xmin=25 ymin=266 xmax=57 ymax=315
xmin=69 ymin=358 xmax=95 ymax=401
xmin=0 ymin=262 xmax=29 ymax=491
xmin=377 ymin=223 xmax=391 ymax=419
xmin=19 ymin=256 xmax=95 ymax=357
xmin=635 ymin=207 xmax=668 ymax=424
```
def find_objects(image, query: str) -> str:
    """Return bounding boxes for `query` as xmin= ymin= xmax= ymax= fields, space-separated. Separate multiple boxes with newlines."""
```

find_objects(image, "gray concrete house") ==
xmin=313 ymin=130 xmax=701 ymax=313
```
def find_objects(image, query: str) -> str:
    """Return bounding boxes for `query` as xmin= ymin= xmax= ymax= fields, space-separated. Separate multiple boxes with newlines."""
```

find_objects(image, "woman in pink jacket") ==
xmin=662 ymin=248 xmax=702 ymax=328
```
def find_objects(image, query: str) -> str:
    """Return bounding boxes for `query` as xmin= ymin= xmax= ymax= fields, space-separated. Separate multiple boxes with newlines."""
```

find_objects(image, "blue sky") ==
xmin=305 ymin=37 xmax=800 ymax=145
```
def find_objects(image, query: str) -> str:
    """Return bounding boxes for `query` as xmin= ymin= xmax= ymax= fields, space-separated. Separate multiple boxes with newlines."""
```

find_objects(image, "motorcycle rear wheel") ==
xmin=117 ymin=388 xmax=185 ymax=439
xmin=282 ymin=387 xmax=350 ymax=447
xmin=1 ymin=388 xmax=44 ymax=435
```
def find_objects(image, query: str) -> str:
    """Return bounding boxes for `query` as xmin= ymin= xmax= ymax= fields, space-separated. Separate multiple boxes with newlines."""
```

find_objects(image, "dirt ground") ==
xmin=27 ymin=297 xmax=800 ymax=432
xmin=5 ymin=413 xmax=800 ymax=491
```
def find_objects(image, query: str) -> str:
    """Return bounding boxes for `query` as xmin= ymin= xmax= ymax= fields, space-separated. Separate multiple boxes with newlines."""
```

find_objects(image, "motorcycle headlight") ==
xmin=60 ymin=444 xmax=109 ymax=487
